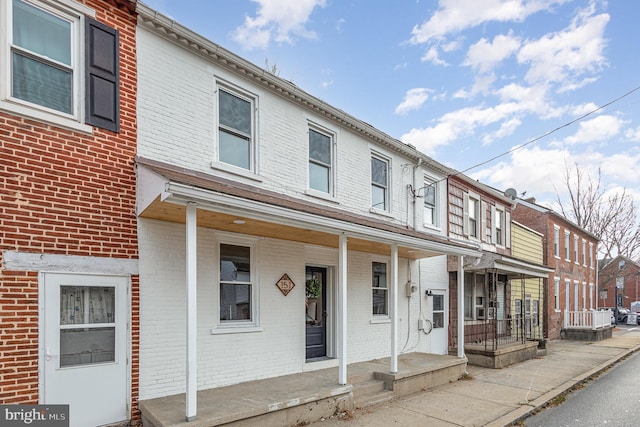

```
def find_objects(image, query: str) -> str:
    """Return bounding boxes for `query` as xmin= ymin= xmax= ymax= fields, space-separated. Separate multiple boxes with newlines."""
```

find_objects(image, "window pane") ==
xmin=372 ymin=262 xmax=387 ymax=288
xmin=433 ymin=294 xmax=444 ymax=311
xmin=13 ymin=0 xmax=71 ymax=65
xmin=372 ymin=289 xmax=387 ymax=315
xmin=60 ymin=286 xmax=115 ymax=325
xmin=371 ymin=157 xmax=387 ymax=186
xmin=60 ymin=327 xmax=115 ymax=367
xmin=372 ymin=185 xmax=386 ymax=210
xmin=220 ymin=283 xmax=251 ymax=321
xmin=220 ymin=244 xmax=250 ymax=282
xmin=309 ymin=129 xmax=331 ymax=164
xmin=219 ymin=130 xmax=249 ymax=169
xmin=424 ymin=185 xmax=435 ymax=205
xmin=219 ymin=89 xmax=250 ymax=134
xmin=13 ymin=53 xmax=72 ymax=114
xmin=433 ymin=312 xmax=444 ymax=328
xmin=309 ymin=162 xmax=329 ymax=192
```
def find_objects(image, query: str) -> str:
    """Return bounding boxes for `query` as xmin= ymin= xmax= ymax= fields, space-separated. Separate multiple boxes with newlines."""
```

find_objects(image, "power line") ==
xmin=450 ymin=84 xmax=640 ymax=178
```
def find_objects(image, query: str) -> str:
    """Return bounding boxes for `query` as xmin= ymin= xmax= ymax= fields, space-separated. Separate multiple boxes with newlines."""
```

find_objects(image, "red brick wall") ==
xmin=599 ymin=258 xmax=640 ymax=309
xmin=0 ymin=1 xmax=139 ymax=423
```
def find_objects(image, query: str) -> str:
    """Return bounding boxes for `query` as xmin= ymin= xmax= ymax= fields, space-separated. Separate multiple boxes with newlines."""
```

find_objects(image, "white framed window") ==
xmin=582 ymin=239 xmax=587 ymax=265
xmin=217 ymin=85 xmax=256 ymax=171
xmin=1 ymin=0 xmax=118 ymax=132
xmin=564 ymin=279 xmax=570 ymax=312
xmin=493 ymin=206 xmax=505 ymax=246
xmin=582 ymin=282 xmax=587 ymax=310
xmin=464 ymin=193 xmax=480 ymax=239
xmin=423 ymin=178 xmax=437 ymax=227
xmin=372 ymin=261 xmax=388 ymax=316
xmin=464 ymin=272 xmax=485 ymax=320
xmin=308 ymin=126 xmax=334 ymax=195
xmin=589 ymin=282 xmax=594 ymax=309
xmin=218 ymin=240 xmax=258 ymax=328
xmin=553 ymin=225 xmax=560 ymax=258
xmin=554 ymin=277 xmax=560 ymax=311
xmin=564 ymin=231 xmax=570 ymax=260
xmin=371 ymin=153 xmax=390 ymax=212
xmin=532 ymin=300 xmax=539 ymax=326
xmin=574 ymin=235 xmax=579 ymax=264
xmin=573 ymin=281 xmax=579 ymax=311
xmin=589 ymin=242 xmax=594 ymax=268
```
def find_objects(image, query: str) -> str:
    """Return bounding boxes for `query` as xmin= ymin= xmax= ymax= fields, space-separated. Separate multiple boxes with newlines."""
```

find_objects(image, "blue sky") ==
xmin=140 ymin=0 xmax=640 ymax=208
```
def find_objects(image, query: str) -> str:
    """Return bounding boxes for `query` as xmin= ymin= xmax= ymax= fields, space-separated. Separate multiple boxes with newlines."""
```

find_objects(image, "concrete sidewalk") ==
xmin=311 ymin=327 xmax=640 ymax=427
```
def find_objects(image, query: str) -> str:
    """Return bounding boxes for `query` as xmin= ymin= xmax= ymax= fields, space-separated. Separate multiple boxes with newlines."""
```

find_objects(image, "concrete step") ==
xmin=352 ymin=379 xmax=395 ymax=408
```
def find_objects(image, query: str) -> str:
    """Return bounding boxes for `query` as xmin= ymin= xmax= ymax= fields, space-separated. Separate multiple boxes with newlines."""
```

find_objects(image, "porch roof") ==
xmin=464 ymin=252 xmax=554 ymax=279
xmin=135 ymin=157 xmax=481 ymax=260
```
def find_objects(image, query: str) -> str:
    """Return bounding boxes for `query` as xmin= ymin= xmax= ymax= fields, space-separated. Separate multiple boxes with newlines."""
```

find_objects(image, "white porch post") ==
xmin=186 ymin=202 xmax=197 ymax=421
xmin=390 ymin=244 xmax=399 ymax=373
xmin=338 ymin=233 xmax=348 ymax=385
xmin=457 ymin=256 xmax=465 ymax=359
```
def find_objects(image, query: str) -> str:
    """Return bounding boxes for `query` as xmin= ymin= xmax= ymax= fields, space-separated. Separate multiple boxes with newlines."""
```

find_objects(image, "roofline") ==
xmin=135 ymin=2 xmax=455 ymax=177
xmin=516 ymin=198 xmax=599 ymax=241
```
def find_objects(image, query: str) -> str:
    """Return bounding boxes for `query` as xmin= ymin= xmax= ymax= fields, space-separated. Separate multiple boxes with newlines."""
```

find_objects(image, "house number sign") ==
xmin=276 ymin=273 xmax=295 ymax=296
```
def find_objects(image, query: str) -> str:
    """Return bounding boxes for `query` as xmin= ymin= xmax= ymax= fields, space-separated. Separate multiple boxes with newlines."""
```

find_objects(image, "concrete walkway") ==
xmin=311 ymin=326 xmax=640 ymax=427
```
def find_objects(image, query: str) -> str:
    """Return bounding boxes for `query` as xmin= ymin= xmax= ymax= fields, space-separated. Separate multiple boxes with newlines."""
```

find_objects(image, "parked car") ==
xmin=616 ymin=307 xmax=629 ymax=324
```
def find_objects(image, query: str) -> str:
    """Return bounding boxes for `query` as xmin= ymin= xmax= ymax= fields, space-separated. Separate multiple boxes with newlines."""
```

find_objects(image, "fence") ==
xmin=563 ymin=309 xmax=611 ymax=330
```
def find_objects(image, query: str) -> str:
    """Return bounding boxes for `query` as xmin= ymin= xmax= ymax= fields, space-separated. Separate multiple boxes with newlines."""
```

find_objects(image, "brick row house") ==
xmin=133 ymin=2 xmax=482 ymax=424
xmin=0 ymin=0 xmax=138 ymax=426
xmin=598 ymin=256 xmax=640 ymax=310
xmin=423 ymin=175 xmax=552 ymax=367
xmin=512 ymin=198 xmax=600 ymax=340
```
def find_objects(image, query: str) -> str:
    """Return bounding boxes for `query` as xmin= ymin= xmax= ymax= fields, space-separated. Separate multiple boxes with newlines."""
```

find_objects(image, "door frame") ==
xmin=430 ymin=288 xmax=448 ymax=354
xmin=304 ymin=264 xmax=335 ymax=361
xmin=38 ymin=271 xmax=131 ymax=420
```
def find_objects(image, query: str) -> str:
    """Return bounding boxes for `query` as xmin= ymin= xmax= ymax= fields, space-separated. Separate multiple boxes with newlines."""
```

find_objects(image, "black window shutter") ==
xmin=85 ymin=17 xmax=120 ymax=132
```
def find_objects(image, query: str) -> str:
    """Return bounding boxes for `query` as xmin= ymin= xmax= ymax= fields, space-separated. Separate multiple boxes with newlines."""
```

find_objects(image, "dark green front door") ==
xmin=305 ymin=266 xmax=327 ymax=359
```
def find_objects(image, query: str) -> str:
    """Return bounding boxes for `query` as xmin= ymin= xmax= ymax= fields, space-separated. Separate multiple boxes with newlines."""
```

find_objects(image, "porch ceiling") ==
xmin=140 ymin=197 xmax=435 ymax=259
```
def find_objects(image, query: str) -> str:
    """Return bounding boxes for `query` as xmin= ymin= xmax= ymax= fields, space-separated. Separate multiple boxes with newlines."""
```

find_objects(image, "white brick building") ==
xmin=134 ymin=3 xmax=480 ymax=420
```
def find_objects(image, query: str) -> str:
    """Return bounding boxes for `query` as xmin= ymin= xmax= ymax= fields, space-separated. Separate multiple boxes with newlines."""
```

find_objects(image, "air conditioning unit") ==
xmin=476 ymin=307 xmax=485 ymax=320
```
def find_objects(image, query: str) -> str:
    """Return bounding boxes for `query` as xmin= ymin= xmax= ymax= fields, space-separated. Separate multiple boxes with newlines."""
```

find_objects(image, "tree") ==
xmin=555 ymin=163 xmax=640 ymax=261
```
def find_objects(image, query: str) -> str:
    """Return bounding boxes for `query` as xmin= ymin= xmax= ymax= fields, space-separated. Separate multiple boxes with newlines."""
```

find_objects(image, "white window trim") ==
xmin=582 ymin=239 xmax=587 ymax=266
xmin=463 ymin=192 xmax=481 ymax=241
xmin=307 ymin=123 xmax=337 ymax=199
xmin=564 ymin=231 xmax=570 ymax=261
xmin=553 ymin=225 xmax=560 ymax=259
xmin=422 ymin=176 xmax=439 ymax=229
xmin=554 ymin=277 xmax=560 ymax=312
xmin=574 ymin=234 xmax=579 ymax=264
xmin=211 ymin=233 xmax=260 ymax=333
xmin=371 ymin=256 xmax=390 ymax=320
xmin=491 ymin=205 xmax=506 ymax=247
xmin=370 ymin=150 xmax=391 ymax=214
xmin=0 ymin=0 xmax=94 ymax=133
xmin=213 ymin=80 xmax=259 ymax=174
xmin=589 ymin=242 xmax=594 ymax=269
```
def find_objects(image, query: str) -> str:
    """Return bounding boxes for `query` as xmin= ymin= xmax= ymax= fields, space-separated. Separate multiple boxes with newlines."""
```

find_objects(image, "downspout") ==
xmin=457 ymin=255 xmax=465 ymax=358
xmin=412 ymin=158 xmax=422 ymax=230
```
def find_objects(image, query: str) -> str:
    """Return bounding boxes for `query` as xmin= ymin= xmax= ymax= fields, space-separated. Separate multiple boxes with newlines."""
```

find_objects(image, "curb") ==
xmin=485 ymin=342 xmax=640 ymax=427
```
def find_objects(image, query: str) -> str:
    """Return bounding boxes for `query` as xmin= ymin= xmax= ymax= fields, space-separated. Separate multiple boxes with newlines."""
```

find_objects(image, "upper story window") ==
xmin=466 ymin=195 xmax=479 ymax=238
xmin=308 ymin=128 xmax=333 ymax=194
xmin=553 ymin=226 xmax=560 ymax=258
xmin=371 ymin=154 xmax=389 ymax=212
xmin=494 ymin=207 xmax=504 ymax=246
xmin=218 ymin=87 xmax=254 ymax=170
xmin=423 ymin=179 xmax=437 ymax=227
xmin=564 ymin=231 xmax=570 ymax=260
xmin=1 ymin=0 xmax=119 ymax=132
xmin=589 ymin=242 xmax=594 ymax=268
xmin=573 ymin=234 xmax=579 ymax=263
xmin=372 ymin=261 xmax=388 ymax=316
xmin=582 ymin=239 xmax=587 ymax=265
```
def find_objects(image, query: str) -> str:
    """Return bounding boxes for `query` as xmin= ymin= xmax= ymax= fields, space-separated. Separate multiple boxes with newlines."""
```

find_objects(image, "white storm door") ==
xmin=430 ymin=291 xmax=447 ymax=354
xmin=42 ymin=273 xmax=128 ymax=427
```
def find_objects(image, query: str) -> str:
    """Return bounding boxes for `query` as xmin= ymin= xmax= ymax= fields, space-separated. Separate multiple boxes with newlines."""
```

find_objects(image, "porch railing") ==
xmin=563 ymin=310 xmax=611 ymax=330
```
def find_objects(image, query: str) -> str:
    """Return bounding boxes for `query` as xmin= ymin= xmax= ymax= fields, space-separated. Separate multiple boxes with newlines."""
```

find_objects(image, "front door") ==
xmin=42 ymin=272 xmax=128 ymax=427
xmin=305 ymin=266 xmax=327 ymax=359
xmin=431 ymin=290 xmax=447 ymax=354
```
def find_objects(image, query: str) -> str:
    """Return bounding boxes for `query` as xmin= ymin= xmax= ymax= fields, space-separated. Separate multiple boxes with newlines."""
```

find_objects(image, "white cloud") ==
xmin=232 ymin=0 xmax=326 ymax=50
xmin=422 ymin=45 xmax=449 ymax=65
xmin=625 ymin=126 xmax=640 ymax=142
xmin=409 ymin=0 xmax=567 ymax=45
xmin=464 ymin=33 xmax=521 ymax=73
xmin=395 ymin=88 xmax=432 ymax=115
xmin=517 ymin=5 xmax=609 ymax=90
xmin=482 ymin=117 xmax=522 ymax=145
xmin=552 ymin=115 xmax=625 ymax=146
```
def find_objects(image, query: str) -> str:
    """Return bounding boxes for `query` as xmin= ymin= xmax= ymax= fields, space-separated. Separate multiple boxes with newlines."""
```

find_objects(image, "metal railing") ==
xmin=563 ymin=310 xmax=611 ymax=330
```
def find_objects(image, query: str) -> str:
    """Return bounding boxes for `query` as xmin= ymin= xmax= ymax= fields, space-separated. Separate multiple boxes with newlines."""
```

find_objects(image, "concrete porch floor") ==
xmin=138 ymin=352 xmax=467 ymax=427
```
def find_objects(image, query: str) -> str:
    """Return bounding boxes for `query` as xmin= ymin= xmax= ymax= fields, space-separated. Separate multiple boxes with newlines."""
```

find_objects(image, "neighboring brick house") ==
xmin=512 ymin=198 xmax=599 ymax=340
xmin=438 ymin=177 xmax=550 ymax=366
xmin=0 ymin=1 xmax=139 ymax=426
xmin=598 ymin=256 xmax=640 ymax=309
xmin=133 ymin=3 xmax=481 ymax=423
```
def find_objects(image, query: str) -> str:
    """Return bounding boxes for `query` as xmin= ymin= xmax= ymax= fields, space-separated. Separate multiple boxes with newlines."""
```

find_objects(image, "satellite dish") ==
xmin=504 ymin=188 xmax=517 ymax=200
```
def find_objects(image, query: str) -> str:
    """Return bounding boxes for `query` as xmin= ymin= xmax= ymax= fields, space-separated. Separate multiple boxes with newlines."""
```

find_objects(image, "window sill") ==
xmin=305 ymin=189 xmax=339 ymax=204
xmin=211 ymin=161 xmax=263 ymax=182
xmin=423 ymin=224 xmax=442 ymax=232
xmin=369 ymin=208 xmax=393 ymax=218
xmin=370 ymin=317 xmax=390 ymax=324
xmin=211 ymin=325 xmax=263 ymax=334
xmin=0 ymin=100 xmax=92 ymax=134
